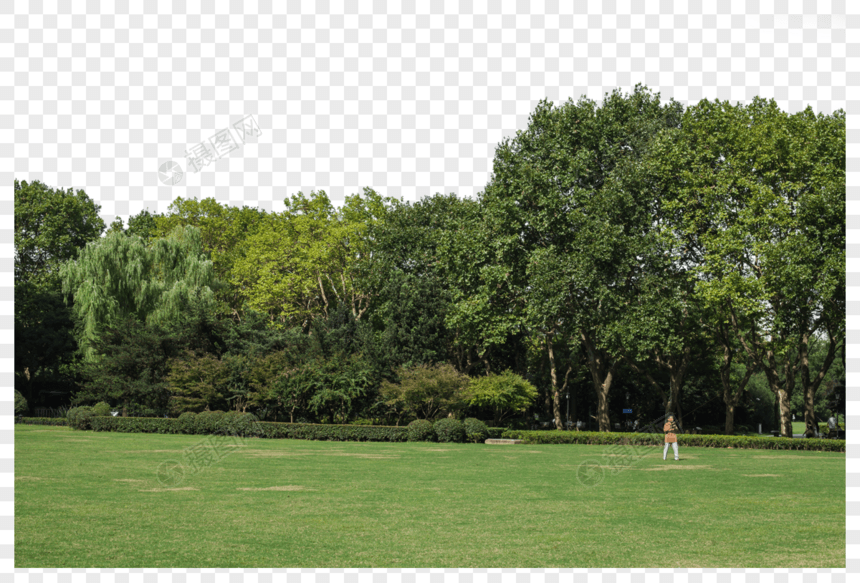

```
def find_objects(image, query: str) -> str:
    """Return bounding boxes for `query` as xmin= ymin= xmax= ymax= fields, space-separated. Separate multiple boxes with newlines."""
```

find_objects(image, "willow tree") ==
xmin=60 ymin=225 xmax=217 ymax=360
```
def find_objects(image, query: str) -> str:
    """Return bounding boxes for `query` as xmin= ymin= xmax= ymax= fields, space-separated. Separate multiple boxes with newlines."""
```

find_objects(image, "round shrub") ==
xmin=14 ymin=390 xmax=28 ymax=417
xmin=68 ymin=406 xmax=94 ymax=430
xmin=91 ymin=402 xmax=112 ymax=417
xmin=218 ymin=412 xmax=261 ymax=437
xmin=178 ymin=411 xmax=197 ymax=434
xmin=194 ymin=410 xmax=214 ymax=434
xmin=195 ymin=410 xmax=225 ymax=434
xmin=434 ymin=418 xmax=466 ymax=443
xmin=464 ymin=418 xmax=489 ymax=443
xmin=407 ymin=419 xmax=435 ymax=442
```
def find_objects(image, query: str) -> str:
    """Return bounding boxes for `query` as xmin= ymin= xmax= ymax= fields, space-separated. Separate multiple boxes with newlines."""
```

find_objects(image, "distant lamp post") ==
xmin=566 ymin=392 xmax=570 ymax=430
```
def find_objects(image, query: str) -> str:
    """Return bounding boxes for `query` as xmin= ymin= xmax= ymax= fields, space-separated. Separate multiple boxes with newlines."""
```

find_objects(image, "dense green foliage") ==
xmin=14 ymin=88 xmax=845 ymax=438
xmin=88 ymin=416 xmax=408 ymax=442
xmin=433 ymin=418 xmax=466 ymax=443
xmin=91 ymin=402 xmax=111 ymax=417
xmin=501 ymin=430 xmax=845 ymax=452
xmin=15 ymin=390 xmax=28 ymax=416
xmin=468 ymin=371 xmax=538 ymax=424
xmin=406 ymin=419 xmax=435 ymax=442
xmin=464 ymin=417 xmax=490 ymax=443
xmin=15 ymin=417 xmax=68 ymax=426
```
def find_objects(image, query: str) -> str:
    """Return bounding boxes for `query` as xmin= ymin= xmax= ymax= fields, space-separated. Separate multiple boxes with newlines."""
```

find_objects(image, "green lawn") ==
xmin=15 ymin=425 xmax=845 ymax=568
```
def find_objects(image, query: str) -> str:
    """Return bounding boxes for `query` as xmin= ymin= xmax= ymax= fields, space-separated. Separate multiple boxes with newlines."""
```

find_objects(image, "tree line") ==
xmin=14 ymin=86 xmax=846 ymax=436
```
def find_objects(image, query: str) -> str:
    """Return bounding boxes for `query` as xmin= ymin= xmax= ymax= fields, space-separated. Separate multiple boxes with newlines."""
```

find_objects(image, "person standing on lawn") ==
xmin=663 ymin=414 xmax=679 ymax=461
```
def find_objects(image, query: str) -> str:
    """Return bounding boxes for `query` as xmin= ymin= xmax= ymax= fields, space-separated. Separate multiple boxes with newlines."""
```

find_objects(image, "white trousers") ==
xmin=663 ymin=442 xmax=679 ymax=460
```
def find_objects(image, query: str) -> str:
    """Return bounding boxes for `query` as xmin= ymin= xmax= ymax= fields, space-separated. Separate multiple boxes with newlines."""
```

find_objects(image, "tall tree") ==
xmin=60 ymin=225 xmax=217 ymax=361
xmin=231 ymin=189 xmax=392 ymax=327
xmin=154 ymin=197 xmax=266 ymax=318
xmin=471 ymin=85 xmax=685 ymax=430
xmin=14 ymin=179 xmax=105 ymax=405
xmin=651 ymin=98 xmax=845 ymax=437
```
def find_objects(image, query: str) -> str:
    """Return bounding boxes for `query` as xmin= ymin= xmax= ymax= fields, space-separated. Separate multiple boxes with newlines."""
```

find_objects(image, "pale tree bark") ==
xmin=581 ymin=329 xmax=616 ymax=432
xmin=798 ymin=327 xmax=839 ymax=437
xmin=728 ymin=301 xmax=796 ymax=437
xmin=546 ymin=335 xmax=561 ymax=429
xmin=718 ymin=334 xmax=754 ymax=435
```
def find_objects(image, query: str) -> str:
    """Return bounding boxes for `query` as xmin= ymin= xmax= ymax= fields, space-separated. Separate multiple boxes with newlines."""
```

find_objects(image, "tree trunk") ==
xmin=595 ymin=380 xmax=611 ymax=433
xmin=581 ymin=329 xmax=615 ymax=432
xmin=776 ymin=388 xmax=792 ymax=437
xmin=725 ymin=402 xmax=735 ymax=435
xmin=799 ymin=330 xmax=837 ymax=437
xmin=546 ymin=335 xmax=563 ymax=429
xmin=719 ymin=343 xmax=754 ymax=435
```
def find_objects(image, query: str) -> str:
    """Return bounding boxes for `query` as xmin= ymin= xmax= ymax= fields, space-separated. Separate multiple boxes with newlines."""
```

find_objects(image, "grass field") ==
xmin=15 ymin=425 xmax=845 ymax=568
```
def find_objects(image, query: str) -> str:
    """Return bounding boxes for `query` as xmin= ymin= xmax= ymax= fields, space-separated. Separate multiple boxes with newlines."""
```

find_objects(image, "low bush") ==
xmin=464 ymin=418 xmax=489 ymax=443
xmin=88 ymin=416 xmax=408 ymax=442
xmin=407 ymin=419 xmax=435 ymax=442
xmin=91 ymin=416 xmax=181 ymax=434
xmin=16 ymin=417 xmax=68 ymax=426
xmin=486 ymin=427 xmax=506 ymax=439
xmin=254 ymin=422 xmax=408 ymax=442
xmin=91 ymin=402 xmax=112 ymax=417
xmin=217 ymin=411 xmax=261 ymax=436
xmin=67 ymin=406 xmax=96 ymax=430
xmin=434 ymin=418 xmax=466 ymax=443
xmin=194 ymin=410 xmax=226 ymax=435
xmin=14 ymin=390 xmax=28 ymax=417
xmin=178 ymin=412 xmax=197 ymax=434
xmin=500 ymin=430 xmax=845 ymax=452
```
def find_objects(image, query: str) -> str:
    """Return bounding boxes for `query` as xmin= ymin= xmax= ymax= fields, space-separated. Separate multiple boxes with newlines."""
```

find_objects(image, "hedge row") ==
xmin=87 ymin=415 xmax=409 ymax=442
xmin=16 ymin=417 xmax=69 ymax=426
xmin=500 ymin=430 xmax=846 ymax=452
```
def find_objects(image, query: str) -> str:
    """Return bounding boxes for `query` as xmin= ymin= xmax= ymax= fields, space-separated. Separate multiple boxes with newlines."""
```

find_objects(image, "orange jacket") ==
xmin=663 ymin=421 xmax=678 ymax=443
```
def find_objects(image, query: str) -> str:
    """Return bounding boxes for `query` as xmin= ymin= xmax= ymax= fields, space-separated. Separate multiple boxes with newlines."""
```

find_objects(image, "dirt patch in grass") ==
xmin=113 ymin=479 xmax=146 ymax=483
xmin=15 ymin=476 xmax=45 ymax=481
xmin=751 ymin=455 xmax=833 ymax=459
xmin=742 ymin=474 xmax=782 ymax=477
xmin=110 ymin=450 xmax=180 ymax=453
xmin=237 ymin=486 xmax=312 ymax=491
xmin=138 ymin=487 xmax=199 ymax=492
xmin=243 ymin=451 xmax=314 ymax=458
xmin=323 ymin=453 xmax=400 ymax=459
xmin=641 ymin=465 xmax=714 ymax=471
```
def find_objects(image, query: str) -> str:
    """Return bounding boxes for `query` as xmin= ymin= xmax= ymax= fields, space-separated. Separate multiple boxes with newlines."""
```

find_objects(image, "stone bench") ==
xmin=485 ymin=438 xmax=524 ymax=445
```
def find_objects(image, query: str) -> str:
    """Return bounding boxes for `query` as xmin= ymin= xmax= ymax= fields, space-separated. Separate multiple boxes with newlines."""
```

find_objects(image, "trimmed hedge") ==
xmin=486 ymin=427 xmax=506 ymax=439
xmin=407 ymin=419 xmax=435 ymax=442
xmin=254 ymin=422 xmax=408 ymax=442
xmin=87 ymin=416 xmax=409 ymax=442
xmin=16 ymin=417 xmax=69 ymax=426
xmin=500 ymin=430 xmax=846 ymax=452
xmin=434 ymin=418 xmax=466 ymax=443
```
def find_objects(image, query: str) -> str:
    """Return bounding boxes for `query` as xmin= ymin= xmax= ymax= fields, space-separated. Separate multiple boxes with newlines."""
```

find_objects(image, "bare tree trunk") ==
xmin=799 ymin=330 xmax=837 ymax=437
xmin=546 ymin=335 xmax=563 ymax=430
xmin=719 ymin=342 xmax=754 ymax=435
xmin=581 ymin=329 xmax=615 ymax=432
xmin=776 ymin=388 xmax=792 ymax=436
xmin=725 ymin=402 xmax=735 ymax=435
